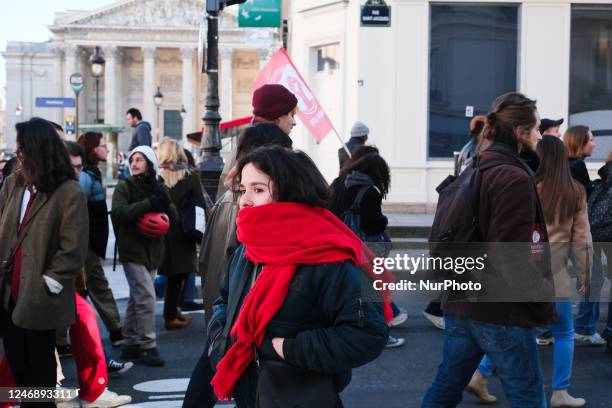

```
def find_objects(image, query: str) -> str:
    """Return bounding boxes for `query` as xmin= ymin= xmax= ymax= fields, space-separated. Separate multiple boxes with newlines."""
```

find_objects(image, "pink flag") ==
xmin=253 ymin=48 xmax=333 ymax=143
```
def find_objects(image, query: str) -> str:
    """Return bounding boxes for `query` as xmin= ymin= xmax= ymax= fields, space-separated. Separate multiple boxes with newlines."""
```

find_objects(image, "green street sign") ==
xmin=70 ymin=73 xmax=84 ymax=94
xmin=238 ymin=0 xmax=281 ymax=28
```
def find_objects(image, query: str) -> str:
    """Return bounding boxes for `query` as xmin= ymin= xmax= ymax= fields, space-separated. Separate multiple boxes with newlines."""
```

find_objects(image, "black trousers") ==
xmin=163 ymin=274 xmax=189 ymax=320
xmin=182 ymin=346 xmax=216 ymax=408
xmin=2 ymin=310 xmax=56 ymax=408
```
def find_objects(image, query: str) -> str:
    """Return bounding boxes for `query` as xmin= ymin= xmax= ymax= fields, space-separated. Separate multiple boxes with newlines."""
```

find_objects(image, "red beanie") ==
xmin=252 ymin=84 xmax=298 ymax=121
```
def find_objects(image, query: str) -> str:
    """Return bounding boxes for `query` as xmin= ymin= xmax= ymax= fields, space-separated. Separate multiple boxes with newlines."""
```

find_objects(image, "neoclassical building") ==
xmin=3 ymin=0 xmax=279 ymax=151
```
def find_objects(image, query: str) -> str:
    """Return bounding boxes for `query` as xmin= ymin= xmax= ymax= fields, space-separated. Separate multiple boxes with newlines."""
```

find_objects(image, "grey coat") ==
xmin=0 ymin=173 xmax=89 ymax=330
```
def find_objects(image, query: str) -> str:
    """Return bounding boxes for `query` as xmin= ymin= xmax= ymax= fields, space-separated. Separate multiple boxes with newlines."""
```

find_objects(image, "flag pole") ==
xmin=331 ymin=126 xmax=352 ymax=159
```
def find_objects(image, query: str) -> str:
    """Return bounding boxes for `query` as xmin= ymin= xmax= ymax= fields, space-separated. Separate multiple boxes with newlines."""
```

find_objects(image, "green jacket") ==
xmin=111 ymin=175 xmax=177 ymax=270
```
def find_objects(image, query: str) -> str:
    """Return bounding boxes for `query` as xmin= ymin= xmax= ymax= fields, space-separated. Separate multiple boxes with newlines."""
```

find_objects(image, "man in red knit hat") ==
xmin=252 ymin=84 xmax=298 ymax=135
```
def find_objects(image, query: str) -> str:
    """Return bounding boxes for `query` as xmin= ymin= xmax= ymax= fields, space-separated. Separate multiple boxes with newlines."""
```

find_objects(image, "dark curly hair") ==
xmin=15 ymin=118 xmax=76 ymax=192
xmin=340 ymin=153 xmax=391 ymax=196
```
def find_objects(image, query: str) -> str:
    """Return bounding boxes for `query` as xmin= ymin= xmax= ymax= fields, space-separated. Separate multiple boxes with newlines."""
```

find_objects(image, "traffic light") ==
xmin=206 ymin=0 xmax=246 ymax=12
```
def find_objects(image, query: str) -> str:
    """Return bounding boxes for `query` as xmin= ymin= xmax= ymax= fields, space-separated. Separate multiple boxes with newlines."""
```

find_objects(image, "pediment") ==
xmin=53 ymin=0 xmax=238 ymax=31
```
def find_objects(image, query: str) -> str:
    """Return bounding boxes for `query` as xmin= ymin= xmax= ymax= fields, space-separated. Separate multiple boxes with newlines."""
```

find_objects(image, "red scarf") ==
xmin=210 ymin=202 xmax=393 ymax=400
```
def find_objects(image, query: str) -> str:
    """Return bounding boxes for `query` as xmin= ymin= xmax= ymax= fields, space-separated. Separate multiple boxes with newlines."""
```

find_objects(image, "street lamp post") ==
xmin=89 ymin=46 xmax=105 ymax=124
xmin=154 ymin=86 xmax=164 ymax=141
xmin=180 ymin=105 xmax=187 ymax=120
xmin=199 ymin=0 xmax=246 ymax=201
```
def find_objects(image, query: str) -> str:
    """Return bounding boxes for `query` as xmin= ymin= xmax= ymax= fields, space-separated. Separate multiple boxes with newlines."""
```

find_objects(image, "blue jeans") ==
xmin=479 ymin=301 xmax=574 ymax=391
xmin=575 ymin=245 xmax=607 ymax=335
xmin=183 ymin=272 xmax=196 ymax=303
xmin=422 ymin=314 xmax=545 ymax=408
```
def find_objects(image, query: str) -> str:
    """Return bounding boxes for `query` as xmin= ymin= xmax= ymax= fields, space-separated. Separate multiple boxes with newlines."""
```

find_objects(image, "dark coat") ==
xmin=129 ymin=121 xmax=152 ymax=151
xmin=81 ymin=166 xmax=109 ymax=259
xmin=337 ymin=137 xmax=366 ymax=169
xmin=159 ymin=171 xmax=206 ymax=277
xmin=0 ymin=173 xmax=89 ymax=330
xmin=569 ymin=158 xmax=594 ymax=198
xmin=329 ymin=171 xmax=388 ymax=235
xmin=207 ymin=245 xmax=388 ymax=407
xmin=111 ymin=175 xmax=177 ymax=271
xmin=199 ymin=190 xmax=239 ymax=319
xmin=444 ymin=146 xmax=555 ymax=328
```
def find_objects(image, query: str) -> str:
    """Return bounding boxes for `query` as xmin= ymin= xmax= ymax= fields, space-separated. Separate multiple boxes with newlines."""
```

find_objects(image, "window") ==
xmin=428 ymin=4 xmax=519 ymax=158
xmin=164 ymin=110 xmax=182 ymax=141
xmin=316 ymin=44 xmax=340 ymax=72
xmin=570 ymin=6 xmax=612 ymax=161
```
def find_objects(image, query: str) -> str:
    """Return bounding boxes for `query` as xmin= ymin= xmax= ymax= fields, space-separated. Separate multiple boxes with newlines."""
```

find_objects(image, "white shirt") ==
xmin=19 ymin=185 xmax=36 ymax=225
xmin=19 ymin=185 xmax=63 ymax=295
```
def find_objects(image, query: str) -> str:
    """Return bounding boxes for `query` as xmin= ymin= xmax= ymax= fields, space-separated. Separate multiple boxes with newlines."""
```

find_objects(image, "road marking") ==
xmin=148 ymin=394 xmax=185 ymax=400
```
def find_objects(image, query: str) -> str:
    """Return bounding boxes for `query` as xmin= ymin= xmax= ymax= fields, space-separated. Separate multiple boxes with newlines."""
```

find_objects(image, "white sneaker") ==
xmin=423 ymin=311 xmax=445 ymax=330
xmin=80 ymin=388 xmax=132 ymax=408
xmin=574 ymin=332 xmax=606 ymax=346
xmin=56 ymin=397 xmax=80 ymax=408
xmin=389 ymin=308 xmax=408 ymax=327
xmin=385 ymin=335 xmax=405 ymax=348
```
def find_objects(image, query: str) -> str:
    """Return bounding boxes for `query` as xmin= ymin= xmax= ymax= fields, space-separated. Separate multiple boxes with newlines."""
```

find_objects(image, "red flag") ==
xmin=253 ymin=49 xmax=333 ymax=143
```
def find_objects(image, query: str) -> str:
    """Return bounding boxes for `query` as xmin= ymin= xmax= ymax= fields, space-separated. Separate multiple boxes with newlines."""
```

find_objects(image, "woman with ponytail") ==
xmin=207 ymin=146 xmax=389 ymax=407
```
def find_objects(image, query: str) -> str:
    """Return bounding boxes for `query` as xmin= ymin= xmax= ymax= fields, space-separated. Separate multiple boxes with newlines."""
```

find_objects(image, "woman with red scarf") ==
xmin=207 ymin=146 xmax=389 ymax=407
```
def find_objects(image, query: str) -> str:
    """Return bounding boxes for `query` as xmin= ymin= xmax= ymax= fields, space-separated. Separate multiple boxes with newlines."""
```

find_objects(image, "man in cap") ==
xmin=252 ymin=84 xmax=298 ymax=135
xmin=540 ymin=118 xmax=564 ymax=138
xmin=338 ymin=121 xmax=370 ymax=169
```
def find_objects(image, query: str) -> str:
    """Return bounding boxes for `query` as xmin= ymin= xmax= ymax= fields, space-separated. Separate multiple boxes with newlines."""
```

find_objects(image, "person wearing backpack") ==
xmin=469 ymin=136 xmax=591 ymax=407
xmin=111 ymin=145 xmax=177 ymax=367
xmin=156 ymin=138 xmax=206 ymax=330
xmin=423 ymin=92 xmax=555 ymax=407
xmin=328 ymin=150 xmax=407 ymax=348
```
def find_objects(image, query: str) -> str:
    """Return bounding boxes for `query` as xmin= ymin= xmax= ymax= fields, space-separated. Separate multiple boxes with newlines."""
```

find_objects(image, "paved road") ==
xmin=55 ymin=296 xmax=611 ymax=408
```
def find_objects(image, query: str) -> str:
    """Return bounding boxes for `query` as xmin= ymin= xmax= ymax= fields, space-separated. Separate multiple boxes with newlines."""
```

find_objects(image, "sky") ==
xmin=0 ymin=0 xmax=112 ymax=92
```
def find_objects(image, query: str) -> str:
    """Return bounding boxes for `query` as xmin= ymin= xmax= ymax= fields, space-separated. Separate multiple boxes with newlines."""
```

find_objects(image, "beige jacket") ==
xmin=0 ymin=173 xmax=88 ymax=330
xmin=539 ymin=186 xmax=593 ymax=299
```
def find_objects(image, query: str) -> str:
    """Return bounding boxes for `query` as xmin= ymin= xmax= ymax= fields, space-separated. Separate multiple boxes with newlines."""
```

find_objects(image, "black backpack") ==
xmin=428 ymin=145 xmax=531 ymax=278
xmin=588 ymin=179 xmax=612 ymax=242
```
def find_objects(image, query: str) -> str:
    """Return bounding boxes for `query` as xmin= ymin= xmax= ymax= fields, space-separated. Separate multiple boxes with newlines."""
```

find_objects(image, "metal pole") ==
xmin=75 ymin=92 xmax=80 ymax=137
xmin=198 ymin=12 xmax=224 ymax=201
xmin=95 ymin=77 xmax=100 ymax=124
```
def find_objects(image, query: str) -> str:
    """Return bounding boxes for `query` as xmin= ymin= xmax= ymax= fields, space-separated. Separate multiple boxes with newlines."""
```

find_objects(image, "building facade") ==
xmin=3 ymin=0 xmax=279 ymax=152
xmin=288 ymin=0 xmax=612 ymax=208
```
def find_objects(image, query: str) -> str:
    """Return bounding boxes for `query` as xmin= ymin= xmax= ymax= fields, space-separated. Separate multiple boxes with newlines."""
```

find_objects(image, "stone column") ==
xmin=104 ymin=45 xmax=118 ymax=126
xmin=52 ymin=45 xmax=65 ymax=125
xmin=63 ymin=44 xmax=79 ymax=121
xmin=181 ymin=47 xmax=195 ymax=147
xmin=220 ymin=48 xmax=233 ymax=121
xmin=142 ymin=46 xmax=156 ymax=128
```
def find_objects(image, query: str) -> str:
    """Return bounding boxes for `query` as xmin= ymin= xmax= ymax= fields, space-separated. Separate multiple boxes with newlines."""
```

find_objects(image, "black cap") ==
xmin=539 ymin=118 xmax=564 ymax=134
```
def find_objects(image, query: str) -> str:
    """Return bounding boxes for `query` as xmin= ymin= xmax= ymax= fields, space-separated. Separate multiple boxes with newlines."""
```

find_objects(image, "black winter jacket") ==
xmin=569 ymin=158 xmax=594 ymax=198
xmin=207 ymin=245 xmax=388 ymax=407
xmin=329 ymin=171 xmax=388 ymax=235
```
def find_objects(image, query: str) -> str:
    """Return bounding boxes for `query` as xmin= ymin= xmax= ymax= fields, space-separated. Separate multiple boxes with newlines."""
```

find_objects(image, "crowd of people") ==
xmin=0 ymin=83 xmax=610 ymax=408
